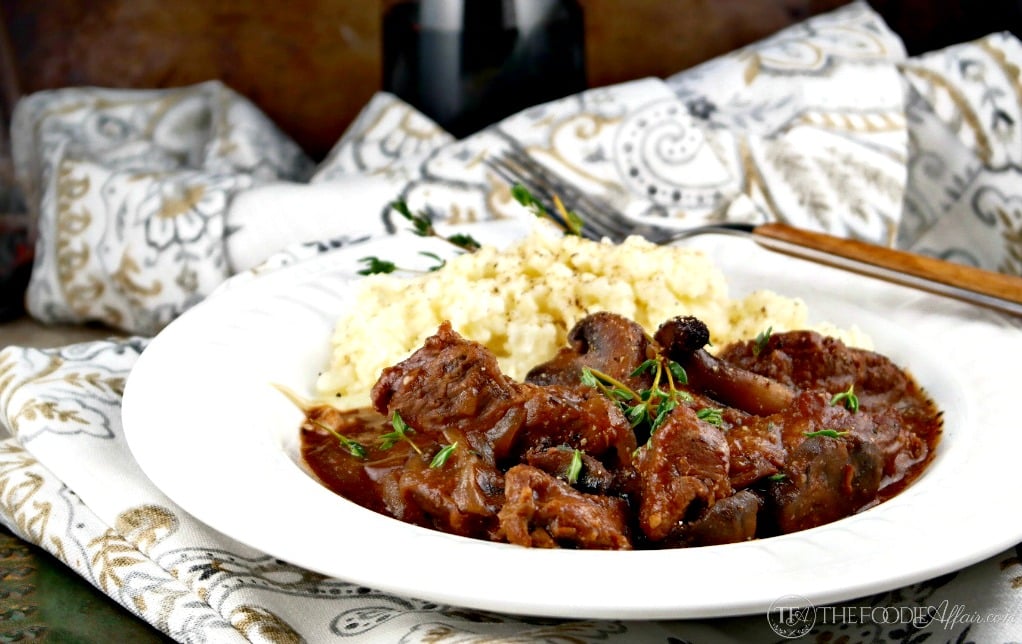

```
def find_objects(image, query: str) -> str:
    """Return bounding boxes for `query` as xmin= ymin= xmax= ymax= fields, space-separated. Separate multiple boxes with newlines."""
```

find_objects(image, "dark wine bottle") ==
xmin=382 ymin=0 xmax=586 ymax=138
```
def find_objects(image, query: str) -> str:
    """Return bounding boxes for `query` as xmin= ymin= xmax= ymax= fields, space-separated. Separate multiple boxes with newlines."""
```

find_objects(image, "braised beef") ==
xmin=371 ymin=321 xmax=636 ymax=467
xmin=718 ymin=330 xmax=921 ymax=411
xmin=301 ymin=313 xmax=942 ymax=550
xmin=398 ymin=430 xmax=506 ymax=539
xmin=498 ymin=464 xmax=632 ymax=549
xmin=725 ymin=417 xmax=785 ymax=488
xmin=633 ymin=404 xmax=731 ymax=542
xmin=760 ymin=391 xmax=886 ymax=532
xmin=719 ymin=330 xmax=939 ymax=495
xmin=370 ymin=321 xmax=524 ymax=464
xmin=524 ymin=446 xmax=615 ymax=495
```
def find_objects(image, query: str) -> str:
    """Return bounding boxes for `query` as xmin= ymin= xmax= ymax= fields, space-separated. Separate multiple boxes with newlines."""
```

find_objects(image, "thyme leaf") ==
xmin=310 ymin=419 xmax=367 ymax=459
xmin=357 ymin=256 xmax=397 ymax=275
xmin=582 ymin=352 xmax=692 ymax=447
xmin=650 ymin=398 xmax=678 ymax=434
xmin=429 ymin=442 xmax=458 ymax=468
xmin=566 ymin=449 xmax=583 ymax=485
xmin=830 ymin=384 xmax=860 ymax=413
xmin=696 ymin=407 xmax=724 ymax=426
xmin=804 ymin=428 xmax=849 ymax=439
xmin=446 ymin=234 xmax=481 ymax=252
xmin=357 ymin=251 xmax=447 ymax=275
xmin=379 ymin=411 xmax=422 ymax=455
xmin=390 ymin=200 xmax=481 ymax=252
xmin=511 ymin=183 xmax=582 ymax=236
xmin=629 ymin=359 xmax=658 ymax=378
xmin=668 ymin=360 xmax=688 ymax=385
xmin=753 ymin=326 xmax=773 ymax=357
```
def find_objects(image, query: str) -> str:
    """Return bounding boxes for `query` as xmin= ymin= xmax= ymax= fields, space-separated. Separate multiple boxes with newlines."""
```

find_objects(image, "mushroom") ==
xmin=654 ymin=316 xmax=794 ymax=415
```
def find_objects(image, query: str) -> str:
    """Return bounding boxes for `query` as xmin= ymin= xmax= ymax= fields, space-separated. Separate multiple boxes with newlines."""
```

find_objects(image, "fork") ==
xmin=487 ymin=149 xmax=1022 ymax=317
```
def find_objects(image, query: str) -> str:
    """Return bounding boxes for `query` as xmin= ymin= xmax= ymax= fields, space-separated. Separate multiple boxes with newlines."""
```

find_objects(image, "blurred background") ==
xmin=3 ymin=0 xmax=1021 ymax=160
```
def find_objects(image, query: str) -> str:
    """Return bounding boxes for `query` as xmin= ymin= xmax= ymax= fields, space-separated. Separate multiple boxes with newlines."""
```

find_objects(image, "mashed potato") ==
xmin=316 ymin=226 xmax=868 ymax=407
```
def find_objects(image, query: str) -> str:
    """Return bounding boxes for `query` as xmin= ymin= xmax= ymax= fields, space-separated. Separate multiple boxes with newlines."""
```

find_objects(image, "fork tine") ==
xmin=487 ymin=155 xmax=585 ymax=236
xmin=501 ymin=148 xmax=636 ymax=241
xmin=487 ymin=152 xmax=598 ymax=238
xmin=488 ymin=148 xmax=635 ymax=242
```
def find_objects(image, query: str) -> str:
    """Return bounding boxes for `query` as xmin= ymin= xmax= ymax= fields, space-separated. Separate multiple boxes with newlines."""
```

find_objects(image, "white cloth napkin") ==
xmin=4 ymin=2 xmax=1022 ymax=642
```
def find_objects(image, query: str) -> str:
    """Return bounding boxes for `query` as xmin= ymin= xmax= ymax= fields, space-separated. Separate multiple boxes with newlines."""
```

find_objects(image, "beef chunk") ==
xmin=398 ymin=438 xmax=505 ymax=539
xmin=764 ymin=392 xmax=885 ymax=532
xmin=720 ymin=330 xmax=937 ymax=485
xmin=634 ymin=404 xmax=731 ymax=542
xmin=726 ymin=418 xmax=786 ymax=488
xmin=519 ymin=385 xmax=637 ymax=467
xmin=718 ymin=330 xmax=916 ymax=412
xmin=498 ymin=465 xmax=632 ymax=549
xmin=768 ymin=434 xmax=883 ymax=533
xmin=371 ymin=321 xmax=635 ymax=466
xmin=524 ymin=446 xmax=615 ymax=494
xmin=371 ymin=321 xmax=523 ymax=463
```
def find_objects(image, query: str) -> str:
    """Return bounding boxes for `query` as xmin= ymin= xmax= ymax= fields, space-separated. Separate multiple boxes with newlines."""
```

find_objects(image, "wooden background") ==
xmin=2 ymin=0 xmax=1020 ymax=160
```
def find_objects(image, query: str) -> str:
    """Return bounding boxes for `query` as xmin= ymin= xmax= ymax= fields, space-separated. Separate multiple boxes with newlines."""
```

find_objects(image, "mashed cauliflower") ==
xmin=316 ymin=226 xmax=868 ymax=407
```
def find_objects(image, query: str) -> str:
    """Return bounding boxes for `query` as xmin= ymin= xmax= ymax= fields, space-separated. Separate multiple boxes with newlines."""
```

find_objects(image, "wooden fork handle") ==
xmin=751 ymin=222 xmax=1022 ymax=316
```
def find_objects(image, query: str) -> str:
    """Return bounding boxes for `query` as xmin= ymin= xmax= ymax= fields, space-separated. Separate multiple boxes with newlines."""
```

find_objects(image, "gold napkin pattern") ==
xmin=898 ymin=32 xmax=1022 ymax=272
xmin=10 ymin=81 xmax=312 ymax=335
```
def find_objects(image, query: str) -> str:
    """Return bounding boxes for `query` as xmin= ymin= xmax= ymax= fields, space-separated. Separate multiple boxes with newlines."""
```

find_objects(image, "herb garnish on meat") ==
xmin=581 ymin=354 xmax=691 ymax=443
xmin=830 ymin=384 xmax=860 ymax=412
xmin=429 ymin=442 xmax=458 ymax=468
xmin=379 ymin=411 xmax=422 ymax=454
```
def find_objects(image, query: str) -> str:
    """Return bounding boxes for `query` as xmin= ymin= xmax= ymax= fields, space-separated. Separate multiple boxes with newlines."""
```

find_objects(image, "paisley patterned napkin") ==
xmin=4 ymin=2 xmax=1022 ymax=642
xmin=10 ymin=80 xmax=313 ymax=335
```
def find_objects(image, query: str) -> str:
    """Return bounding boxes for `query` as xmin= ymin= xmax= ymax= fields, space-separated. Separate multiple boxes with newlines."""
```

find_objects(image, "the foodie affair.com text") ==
xmin=768 ymin=595 xmax=1019 ymax=638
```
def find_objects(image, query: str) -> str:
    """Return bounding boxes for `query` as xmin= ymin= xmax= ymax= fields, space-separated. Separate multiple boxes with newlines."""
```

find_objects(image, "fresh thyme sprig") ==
xmin=357 ymin=251 xmax=447 ymax=275
xmin=361 ymin=187 xmax=584 ymax=275
xmin=392 ymin=200 xmax=481 ymax=252
xmin=581 ymin=355 xmax=692 ymax=445
xmin=310 ymin=419 xmax=367 ymax=459
xmin=510 ymin=183 xmax=583 ymax=236
xmin=379 ymin=411 xmax=422 ymax=455
xmin=356 ymin=201 xmax=480 ymax=276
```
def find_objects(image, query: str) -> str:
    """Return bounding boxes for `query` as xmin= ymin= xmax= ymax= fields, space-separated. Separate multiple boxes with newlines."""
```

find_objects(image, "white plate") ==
xmin=122 ymin=228 xmax=1022 ymax=620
